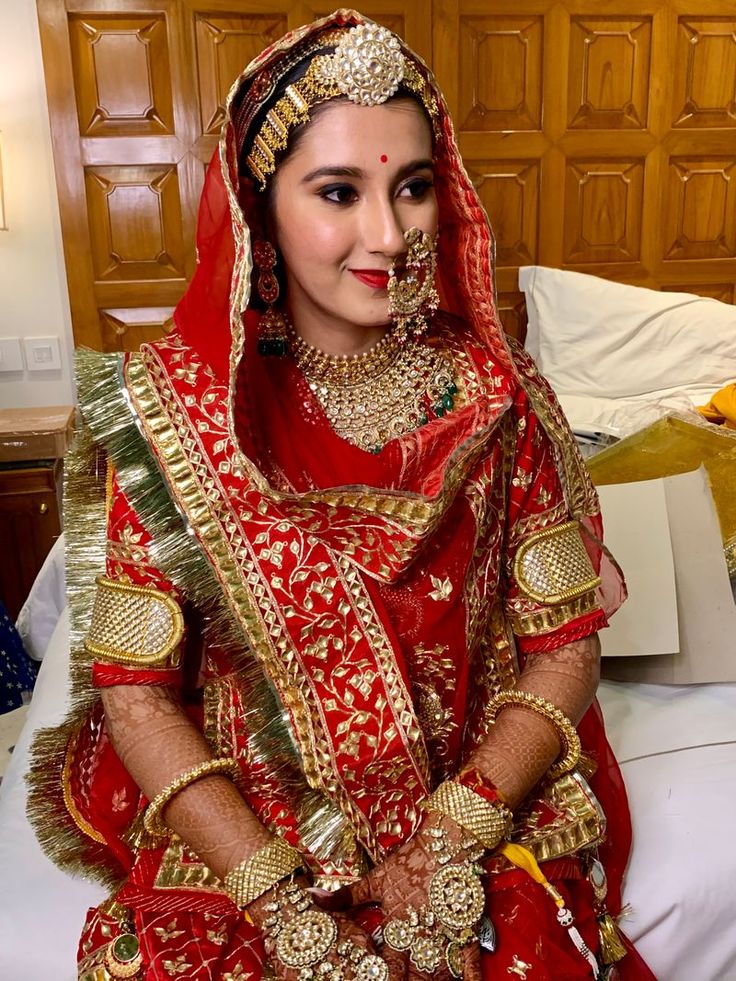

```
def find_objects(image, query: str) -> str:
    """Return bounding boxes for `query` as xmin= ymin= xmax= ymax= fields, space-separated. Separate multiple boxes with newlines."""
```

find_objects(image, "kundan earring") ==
xmin=387 ymin=227 xmax=440 ymax=345
xmin=253 ymin=239 xmax=289 ymax=356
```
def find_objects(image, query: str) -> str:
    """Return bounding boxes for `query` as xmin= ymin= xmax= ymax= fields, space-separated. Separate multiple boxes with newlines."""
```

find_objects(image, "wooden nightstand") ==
xmin=0 ymin=407 xmax=74 ymax=620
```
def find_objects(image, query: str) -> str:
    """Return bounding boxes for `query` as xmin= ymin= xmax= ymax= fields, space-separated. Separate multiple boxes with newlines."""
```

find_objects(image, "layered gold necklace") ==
xmin=290 ymin=327 xmax=458 ymax=452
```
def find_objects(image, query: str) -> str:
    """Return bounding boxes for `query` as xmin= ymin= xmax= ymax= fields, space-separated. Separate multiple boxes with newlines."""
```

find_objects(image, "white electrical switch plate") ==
xmin=24 ymin=336 xmax=62 ymax=371
xmin=0 ymin=337 xmax=24 ymax=372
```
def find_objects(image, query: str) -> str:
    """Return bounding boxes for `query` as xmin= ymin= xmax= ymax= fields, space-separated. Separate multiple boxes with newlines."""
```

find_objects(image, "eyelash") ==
xmin=318 ymin=177 xmax=434 ymax=205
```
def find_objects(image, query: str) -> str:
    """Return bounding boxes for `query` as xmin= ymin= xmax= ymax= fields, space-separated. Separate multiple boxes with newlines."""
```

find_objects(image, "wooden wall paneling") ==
xmin=434 ymin=0 xmax=736 ymax=336
xmin=39 ymin=0 xmax=736 ymax=352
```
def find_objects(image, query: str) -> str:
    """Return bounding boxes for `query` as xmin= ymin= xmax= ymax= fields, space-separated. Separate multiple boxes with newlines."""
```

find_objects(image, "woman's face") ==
xmin=269 ymin=98 xmax=438 ymax=352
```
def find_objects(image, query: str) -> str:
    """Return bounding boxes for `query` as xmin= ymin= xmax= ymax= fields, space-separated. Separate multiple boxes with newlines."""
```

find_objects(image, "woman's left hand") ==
xmin=315 ymin=811 xmax=483 ymax=981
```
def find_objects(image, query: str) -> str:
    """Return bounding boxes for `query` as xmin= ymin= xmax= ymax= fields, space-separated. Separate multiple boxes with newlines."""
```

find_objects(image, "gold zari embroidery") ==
xmin=84 ymin=576 xmax=184 ymax=667
xmin=513 ymin=521 xmax=600 ymax=605
xmin=510 ymin=591 xmax=599 ymax=636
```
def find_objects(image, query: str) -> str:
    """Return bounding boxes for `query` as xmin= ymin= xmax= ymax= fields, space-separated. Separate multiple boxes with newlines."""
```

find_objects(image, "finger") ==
xmin=462 ymin=941 xmax=483 ymax=981
xmin=343 ymin=868 xmax=382 ymax=907
xmin=308 ymin=885 xmax=352 ymax=912
xmin=381 ymin=945 xmax=408 ymax=981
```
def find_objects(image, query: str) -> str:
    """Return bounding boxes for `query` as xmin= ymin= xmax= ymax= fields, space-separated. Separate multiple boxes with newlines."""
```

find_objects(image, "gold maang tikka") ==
xmin=387 ymin=227 xmax=440 ymax=345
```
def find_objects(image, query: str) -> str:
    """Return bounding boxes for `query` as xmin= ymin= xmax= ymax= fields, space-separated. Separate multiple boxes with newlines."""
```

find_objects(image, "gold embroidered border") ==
xmin=84 ymin=576 xmax=184 ymax=667
xmin=510 ymin=591 xmax=599 ymax=637
xmin=513 ymin=771 xmax=606 ymax=863
xmin=513 ymin=521 xmax=601 ymax=605
xmin=62 ymin=728 xmax=107 ymax=846
xmin=123 ymin=355 xmax=336 ymax=820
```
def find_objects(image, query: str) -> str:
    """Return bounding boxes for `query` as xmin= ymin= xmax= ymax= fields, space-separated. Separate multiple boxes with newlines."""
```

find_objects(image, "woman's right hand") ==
xmin=249 ymin=881 xmax=406 ymax=980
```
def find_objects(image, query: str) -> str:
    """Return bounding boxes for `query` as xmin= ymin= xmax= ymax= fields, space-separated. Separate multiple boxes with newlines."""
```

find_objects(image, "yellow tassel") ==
xmin=598 ymin=912 xmax=628 ymax=964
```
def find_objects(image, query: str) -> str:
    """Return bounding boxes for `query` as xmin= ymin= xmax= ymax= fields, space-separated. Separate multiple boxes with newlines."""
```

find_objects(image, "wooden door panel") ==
xmin=456 ymin=14 xmax=544 ymax=133
xmin=562 ymin=158 xmax=644 ymax=265
xmin=467 ymin=159 xmax=540 ymax=268
xmin=567 ymin=15 xmax=652 ymax=130
xmin=194 ymin=12 xmax=289 ymax=136
xmin=86 ymin=164 xmax=187 ymax=281
xmin=663 ymin=156 xmax=736 ymax=260
xmin=672 ymin=16 xmax=736 ymax=128
xmin=69 ymin=13 xmax=176 ymax=136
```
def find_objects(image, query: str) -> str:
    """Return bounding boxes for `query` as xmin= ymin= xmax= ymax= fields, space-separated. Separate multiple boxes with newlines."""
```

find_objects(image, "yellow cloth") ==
xmin=698 ymin=382 xmax=736 ymax=430
xmin=587 ymin=416 xmax=736 ymax=577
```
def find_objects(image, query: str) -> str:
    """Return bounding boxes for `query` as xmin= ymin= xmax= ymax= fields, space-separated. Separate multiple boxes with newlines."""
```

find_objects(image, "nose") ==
xmin=361 ymin=194 xmax=407 ymax=258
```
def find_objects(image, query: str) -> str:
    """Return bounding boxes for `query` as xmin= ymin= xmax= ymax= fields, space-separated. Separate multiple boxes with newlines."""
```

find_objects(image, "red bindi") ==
xmin=380 ymin=154 xmax=388 ymax=163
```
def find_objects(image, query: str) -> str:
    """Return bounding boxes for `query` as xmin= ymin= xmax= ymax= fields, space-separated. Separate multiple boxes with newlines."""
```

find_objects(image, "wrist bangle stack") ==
xmin=485 ymin=690 xmax=581 ymax=780
xmin=143 ymin=757 xmax=241 ymax=838
xmin=223 ymin=837 xmax=303 ymax=909
xmin=422 ymin=780 xmax=512 ymax=851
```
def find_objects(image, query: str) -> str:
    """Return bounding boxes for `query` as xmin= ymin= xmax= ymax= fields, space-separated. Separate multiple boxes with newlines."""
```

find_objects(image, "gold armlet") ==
xmin=422 ymin=780 xmax=513 ymax=851
xmin=143 ymin=758 xmax=242 ymax=838
xmin=223 ymin=838 xmax=303 ymax=909
xmin=486 ymin=690 xmax=581 ymax=780
xmin=514 ymin=521 xmax=601 ymax=605
xmin=84 ymin=575 xmax=184 ymax=668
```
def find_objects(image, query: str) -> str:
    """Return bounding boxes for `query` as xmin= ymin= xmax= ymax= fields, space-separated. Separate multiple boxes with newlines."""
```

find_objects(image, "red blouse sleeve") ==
xmin=503 ymin=388 xmax=607 ymax=655
xmin=88 ymin=469 xmax=186 ymax=688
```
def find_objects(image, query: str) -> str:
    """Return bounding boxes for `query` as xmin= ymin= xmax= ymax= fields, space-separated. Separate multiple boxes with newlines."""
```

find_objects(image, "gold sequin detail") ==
xmin=510 ymin=591 xmax=599 ymax=636
xmin=513 ymin=521 xmax=600 ymax=605
xmin=84 ymin=575 xmax=184 ymax=667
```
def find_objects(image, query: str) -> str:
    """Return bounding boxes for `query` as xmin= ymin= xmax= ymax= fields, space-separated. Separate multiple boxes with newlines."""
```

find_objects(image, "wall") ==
xmin=0 ymin=0 xmax=75 ymax=409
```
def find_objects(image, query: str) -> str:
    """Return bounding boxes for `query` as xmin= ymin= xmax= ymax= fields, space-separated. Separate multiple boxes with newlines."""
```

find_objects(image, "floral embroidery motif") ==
xmin=428 ymin=575 xmax=452 ymax=601
xmin=163 ymin=954 xmax=193 ymax=975
xmin=154 ymin=919 xmax=186 ymax=942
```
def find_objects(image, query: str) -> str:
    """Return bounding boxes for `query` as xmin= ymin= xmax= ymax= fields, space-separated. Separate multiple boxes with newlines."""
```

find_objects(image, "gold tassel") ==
xmin=598 ymin=912 xmax=628 ymax=964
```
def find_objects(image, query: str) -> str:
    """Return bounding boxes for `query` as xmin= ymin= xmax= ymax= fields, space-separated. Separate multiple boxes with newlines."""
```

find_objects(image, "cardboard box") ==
xmin=0 ymin=406 xmax=75 ymax=464
xmin=600 ymin=467 xmax=736 ymax=684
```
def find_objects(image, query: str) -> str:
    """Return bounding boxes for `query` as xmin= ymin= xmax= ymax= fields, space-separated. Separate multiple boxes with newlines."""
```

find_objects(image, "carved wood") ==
xmin=38 ymin=0 xmax=736 ymax=350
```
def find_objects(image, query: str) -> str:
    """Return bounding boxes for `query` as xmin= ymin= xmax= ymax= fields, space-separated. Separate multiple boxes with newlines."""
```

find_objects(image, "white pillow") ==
xmin=520 ymin=266 xmax=736 ymax=405
xmin=555 ymin=391 xmax=698 ymax=439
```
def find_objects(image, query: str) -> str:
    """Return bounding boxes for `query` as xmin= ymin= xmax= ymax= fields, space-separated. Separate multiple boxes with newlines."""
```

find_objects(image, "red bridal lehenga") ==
xmin=28 ymin=10 xmax=655 ymax=981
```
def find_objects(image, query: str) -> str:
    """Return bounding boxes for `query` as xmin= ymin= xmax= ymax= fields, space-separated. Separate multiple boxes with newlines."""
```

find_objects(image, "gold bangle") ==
xmin=422 ymin=780 xmax=513 ymax=851
xmin=224 ymin=837 xmax=303 ymax=910
xmin=143 ymin=757 xmax=242 ymax=838
xmin=486 ymin=690 xmax=581 ymax=780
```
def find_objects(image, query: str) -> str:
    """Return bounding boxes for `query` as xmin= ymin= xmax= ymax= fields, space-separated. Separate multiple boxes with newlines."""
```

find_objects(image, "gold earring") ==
xmin=253 ymin=239 xmax=289 ymax=357
xmin=387 ymin=228 xmax=439 ymax=345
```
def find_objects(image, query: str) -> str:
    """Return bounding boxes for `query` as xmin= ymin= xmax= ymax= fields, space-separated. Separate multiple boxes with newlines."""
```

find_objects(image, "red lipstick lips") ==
xmin=350 ymin=269 xmax=390 ymax=289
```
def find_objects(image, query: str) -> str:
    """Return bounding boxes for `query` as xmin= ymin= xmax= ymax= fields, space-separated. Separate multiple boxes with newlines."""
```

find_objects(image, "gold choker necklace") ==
xmin=289 ymin=326 xmax=458 ymax=452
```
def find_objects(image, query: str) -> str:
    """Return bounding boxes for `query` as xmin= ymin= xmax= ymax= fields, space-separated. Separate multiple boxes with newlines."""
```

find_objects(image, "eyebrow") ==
xmin=301 ymin=158 xmax=434 ymax=183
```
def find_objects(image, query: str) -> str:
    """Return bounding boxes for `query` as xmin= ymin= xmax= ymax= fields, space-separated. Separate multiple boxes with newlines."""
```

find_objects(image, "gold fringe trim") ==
xmin=598 ymin=911 xmax=628 ymax=964
xmin=26 ymin=418 xmax=122 ymax=888
xmin=27 ymin=348 xmax=364 ymax=884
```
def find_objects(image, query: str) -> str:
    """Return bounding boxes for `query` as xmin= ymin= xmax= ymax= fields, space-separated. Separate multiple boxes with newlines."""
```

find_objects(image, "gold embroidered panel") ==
xmin=513 ymin=521 xmax=600 ymax=606
xmin=84 ymin=575 xmax=184 ymax=667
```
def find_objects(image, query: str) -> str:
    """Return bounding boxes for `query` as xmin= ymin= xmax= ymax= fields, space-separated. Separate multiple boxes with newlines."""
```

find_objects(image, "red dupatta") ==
xmin=116 ymin=8 xmax=626 ymax=877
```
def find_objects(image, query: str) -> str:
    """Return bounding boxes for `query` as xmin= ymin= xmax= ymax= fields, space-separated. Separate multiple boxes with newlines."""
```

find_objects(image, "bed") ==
xmin=1 ymin=268 xmax=736 ymax=980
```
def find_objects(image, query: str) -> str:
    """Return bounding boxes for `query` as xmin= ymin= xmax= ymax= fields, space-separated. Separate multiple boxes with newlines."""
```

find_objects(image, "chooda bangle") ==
xmin=423 ymin=779 xmax=513 ymax=852
xmin=223 ymin=837 xmax=303 ymax=909
xmin=143 ymin=757 xmax=241 ymax=838
xmin=485 ymin=690 xmax=581 ymax=780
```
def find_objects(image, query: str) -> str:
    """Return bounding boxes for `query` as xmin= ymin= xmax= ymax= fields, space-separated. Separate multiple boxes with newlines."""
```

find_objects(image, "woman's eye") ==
xmin=320 ymin=184 xmax=358 ymax=205
xmin=399 ymin=178 xmax=434 ymax=199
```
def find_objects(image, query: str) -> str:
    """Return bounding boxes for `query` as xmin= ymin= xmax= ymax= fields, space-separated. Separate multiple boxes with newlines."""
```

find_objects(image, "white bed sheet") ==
xmin=2 ymin=612 xmax=736 ymax=980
